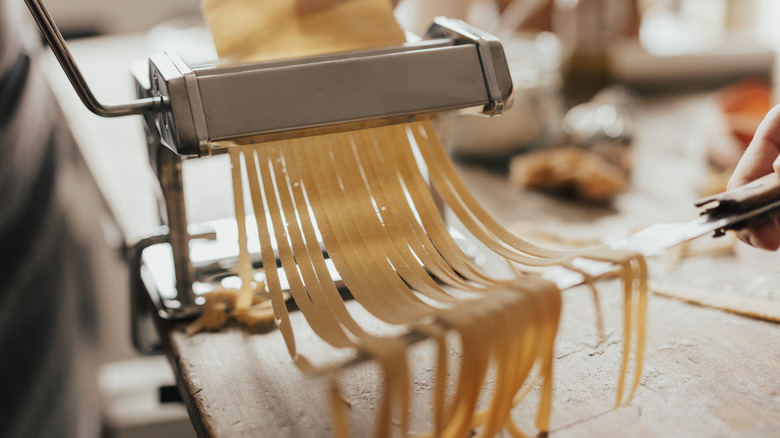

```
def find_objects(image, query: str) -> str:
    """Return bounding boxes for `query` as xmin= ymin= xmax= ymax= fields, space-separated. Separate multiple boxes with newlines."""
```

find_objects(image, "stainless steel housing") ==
xmin=140 ymin=17 xmax=514 ymax=157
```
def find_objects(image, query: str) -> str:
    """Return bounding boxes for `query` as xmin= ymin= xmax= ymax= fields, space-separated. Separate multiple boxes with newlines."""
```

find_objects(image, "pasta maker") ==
xmin=26 ymin=0 xmax=514 ymax=352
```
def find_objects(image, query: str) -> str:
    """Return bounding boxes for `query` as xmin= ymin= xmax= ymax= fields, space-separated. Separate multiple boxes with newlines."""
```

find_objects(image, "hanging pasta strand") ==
xmin=413 ymin=118 xmax=650 ymax=411
xmin=226 ymin=118 xmax=645 ymax=437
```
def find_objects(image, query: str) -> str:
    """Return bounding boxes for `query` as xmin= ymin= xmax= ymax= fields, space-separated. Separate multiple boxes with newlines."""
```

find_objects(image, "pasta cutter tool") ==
xmin=614 ymin=173 xmax=780 ymax=254
xmin=547 ymin=172 xmax=780 ymax=289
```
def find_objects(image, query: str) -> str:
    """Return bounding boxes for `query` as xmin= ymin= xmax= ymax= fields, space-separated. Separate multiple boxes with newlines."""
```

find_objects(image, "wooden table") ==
xmin=160 ymin=94 xmax=780 ymax=437
xmin=42 ymin=35 xmax=779 ymax=437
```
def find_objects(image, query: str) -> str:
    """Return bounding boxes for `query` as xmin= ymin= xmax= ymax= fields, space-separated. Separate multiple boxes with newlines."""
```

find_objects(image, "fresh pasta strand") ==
xmin=225 ymin=115 xmax=644 ymax=435
xmin=225 ymin=124 xmax=570 ymax=436
xmin=413 ymin=119 xmax=649 ymax=409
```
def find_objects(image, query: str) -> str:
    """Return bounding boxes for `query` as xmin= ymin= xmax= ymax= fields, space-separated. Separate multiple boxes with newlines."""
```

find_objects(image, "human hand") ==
xmin=727 ymin=103 xmax=780 ymax=250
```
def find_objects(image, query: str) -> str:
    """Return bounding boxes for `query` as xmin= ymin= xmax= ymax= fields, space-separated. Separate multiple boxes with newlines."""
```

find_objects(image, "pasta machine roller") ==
xmin=25 ymin=0 xmax=514 ymax=352
xmin=26 ymin=0 xmax=513 ymax=157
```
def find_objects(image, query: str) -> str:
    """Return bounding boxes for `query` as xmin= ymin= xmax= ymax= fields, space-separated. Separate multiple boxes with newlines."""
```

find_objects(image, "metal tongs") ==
xmin=25 ymin=0 xmax=514 ymax=157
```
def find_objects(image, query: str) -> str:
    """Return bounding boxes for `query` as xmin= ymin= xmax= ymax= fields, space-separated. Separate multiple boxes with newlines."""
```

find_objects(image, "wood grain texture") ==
xmin=161 ymin=94 xmax=780 ymax=437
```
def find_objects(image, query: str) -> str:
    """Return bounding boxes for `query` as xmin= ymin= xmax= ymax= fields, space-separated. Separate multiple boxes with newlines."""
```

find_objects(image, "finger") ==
xmin=729 ymin=104 xmax=780 ymax=190
xmin=737 ymin=215 xmax=780 ymax=251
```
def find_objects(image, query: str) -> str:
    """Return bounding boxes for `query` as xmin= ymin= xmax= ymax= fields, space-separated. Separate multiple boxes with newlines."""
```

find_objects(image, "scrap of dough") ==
xmin=509 ymin=146 xmax=628 ymax=202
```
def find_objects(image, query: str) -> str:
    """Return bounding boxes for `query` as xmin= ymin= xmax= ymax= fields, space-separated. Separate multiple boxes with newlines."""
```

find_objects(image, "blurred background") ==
xmin=24 ymin=0 xmax=780 ymax=437
xmin=41 ymin=0 xmax=780 ymax=45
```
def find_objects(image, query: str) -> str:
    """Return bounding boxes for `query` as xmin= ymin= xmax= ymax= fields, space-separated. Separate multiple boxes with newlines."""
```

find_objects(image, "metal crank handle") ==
xmin=23 ymin=0 xmax=165 ymax=117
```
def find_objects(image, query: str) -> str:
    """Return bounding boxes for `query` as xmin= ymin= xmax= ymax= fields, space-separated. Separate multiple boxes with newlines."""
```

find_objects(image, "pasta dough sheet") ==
xmin=203 ymin=0 xmax=405 ymax=62
xmin=652 ymin=283 xmax=780 ymax=324
xmin=196 ymin=0 xmax=650 ymax=436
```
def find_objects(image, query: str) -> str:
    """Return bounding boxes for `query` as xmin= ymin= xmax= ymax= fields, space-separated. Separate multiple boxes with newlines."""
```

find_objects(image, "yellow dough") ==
xmin=203 ymin=0 xmax=405 ymax=63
